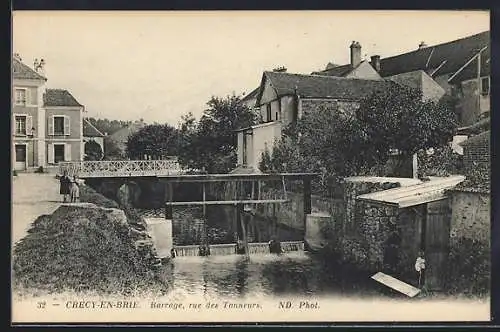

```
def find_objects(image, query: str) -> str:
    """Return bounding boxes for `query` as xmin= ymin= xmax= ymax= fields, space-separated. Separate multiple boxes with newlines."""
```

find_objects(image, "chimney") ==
xmin=418 ymin=41 xmax=428 ymax=50
xmin=33 ymin=58 xmax=46 ymax=76
xmin=350 ymin=41 xmax=362 ymax=67
xmin=273 ymin=66 xmax=287 ymax=72
xmin=370 ymin=55 xmax=381 ymax=72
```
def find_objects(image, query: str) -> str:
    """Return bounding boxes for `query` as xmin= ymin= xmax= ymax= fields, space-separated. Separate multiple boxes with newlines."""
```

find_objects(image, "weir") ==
xmin=172 ymin=241 xmax=306 ymax=257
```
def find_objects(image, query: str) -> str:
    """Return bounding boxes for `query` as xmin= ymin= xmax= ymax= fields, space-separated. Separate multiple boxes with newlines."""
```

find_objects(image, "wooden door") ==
xmin=15 ymin=144 xmax=27 ymax=170
xmin=424 ymin=198 xmax=451 ymax=291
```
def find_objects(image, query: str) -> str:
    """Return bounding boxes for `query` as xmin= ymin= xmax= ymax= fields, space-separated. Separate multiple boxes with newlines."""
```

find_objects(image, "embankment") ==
xmin=12 ymin=185 xmax=169 ymax=297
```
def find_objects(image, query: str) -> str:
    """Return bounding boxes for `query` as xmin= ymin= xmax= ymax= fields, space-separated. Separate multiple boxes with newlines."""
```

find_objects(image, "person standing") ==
xmin=69 ymin=176 xmax=80 ymax=203
xmin=59 ymin=171 xmax=71 ymax=203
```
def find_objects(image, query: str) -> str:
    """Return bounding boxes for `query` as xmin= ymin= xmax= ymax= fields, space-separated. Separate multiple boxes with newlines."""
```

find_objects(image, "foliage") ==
xmin=35 ymin=166 xmax=45 ymax=173
xmin=103 ymin=137 xmax=124 ymax=160
xmin=84 ymin=140 xmax=104 ymax=161
xmin=262 ymin=84 xmax=458 ymax=179
xmin=126 ymin=123 xmax=179 ymax=160
xmin=86 ymin=117 xmax=134 ymax=136
xmin=417 ymin=144 xmax=464 ymax=178
xmin=447 ymin=237 xmax=490 ymax=297
xmin=178 ymin=94 xmax=259 ymax=173
xmin=13 ymin=170 xmax=18 ymax=177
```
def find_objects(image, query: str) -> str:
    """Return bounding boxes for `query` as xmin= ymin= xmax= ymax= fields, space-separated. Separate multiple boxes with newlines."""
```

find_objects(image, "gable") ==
xmin=345 ymin=61 xmax=382 ymax=80
xmin=387 ymin=70 xmax=445 ymax=102
xmin=12 ymin=58 xmax=46 ymax=81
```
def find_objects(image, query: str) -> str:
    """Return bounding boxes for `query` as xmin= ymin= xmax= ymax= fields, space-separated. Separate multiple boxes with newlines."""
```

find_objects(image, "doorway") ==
xmin=14 ymin=144 xmax=27 ymax=171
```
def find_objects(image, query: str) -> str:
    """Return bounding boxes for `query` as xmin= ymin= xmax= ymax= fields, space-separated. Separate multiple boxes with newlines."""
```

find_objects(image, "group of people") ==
xmin=59 ymin=171 xmax=80 ymax=203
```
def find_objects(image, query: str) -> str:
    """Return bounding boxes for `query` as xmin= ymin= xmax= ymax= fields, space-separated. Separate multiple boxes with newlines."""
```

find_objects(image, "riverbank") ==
xmin=12 ymin=183 xmax=169 ymax=298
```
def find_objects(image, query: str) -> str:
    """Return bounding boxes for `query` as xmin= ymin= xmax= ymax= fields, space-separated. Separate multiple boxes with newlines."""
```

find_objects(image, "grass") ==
xmin=12 ymin=184 xmax=169 ymax=297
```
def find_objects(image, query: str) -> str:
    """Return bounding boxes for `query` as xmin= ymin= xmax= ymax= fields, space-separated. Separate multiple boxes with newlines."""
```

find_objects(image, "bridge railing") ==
xmin=58 ymin=159 xmax=191 ymax=178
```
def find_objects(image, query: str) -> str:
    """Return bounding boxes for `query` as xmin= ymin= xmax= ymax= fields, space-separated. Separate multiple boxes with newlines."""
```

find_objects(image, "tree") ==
xmin=262 ymin=83 xmax=458 ymax=178
xmin=103 ymin=137 xmax=124 ymax=160
xmin=178 ymin=94 xmax=259 ymax=173
xmin=125 ymin=124 xmax=179 ymax=160
xmin=355 ymin=84 xmax=458 ymax=173
xmin=84 ymin=140 xmax=104 ymax=161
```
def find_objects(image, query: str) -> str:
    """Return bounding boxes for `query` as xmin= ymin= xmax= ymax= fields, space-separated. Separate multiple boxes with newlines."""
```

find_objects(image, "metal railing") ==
xmin=58 ymin=159 xmax=191 ymax=178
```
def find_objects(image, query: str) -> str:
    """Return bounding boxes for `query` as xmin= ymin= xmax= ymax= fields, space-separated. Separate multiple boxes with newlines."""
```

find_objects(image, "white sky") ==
xmin=13 ymin=10 xmax=489 ymax=125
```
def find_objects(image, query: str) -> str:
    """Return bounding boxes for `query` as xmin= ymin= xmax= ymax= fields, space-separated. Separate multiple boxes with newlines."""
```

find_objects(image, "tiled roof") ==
xmin=44 ymin=89 xmax=83 ymax=107
xmin=83 ymin=119 xmax=105 ymax=137
xmin=460 ymin=130 xmax=490 ymax=147
xmin=311 ymin=63 xmax=354 ymax=77
xmin=261 ymin=71 xmax=394 ymax=101
xmin=13 ymin=58 xmax=47 ymax=81
xmin=378 ymin=31 xmax=490 ymax=78
xmin=108 ymin=121 xmax=147 ymax=145
xmin=241 ymin=87 xmax=260 ymax=102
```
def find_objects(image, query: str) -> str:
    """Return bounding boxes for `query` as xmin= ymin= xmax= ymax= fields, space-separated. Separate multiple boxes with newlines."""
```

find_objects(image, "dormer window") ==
xmin=481 ymin=76 xmax=490 ymax=96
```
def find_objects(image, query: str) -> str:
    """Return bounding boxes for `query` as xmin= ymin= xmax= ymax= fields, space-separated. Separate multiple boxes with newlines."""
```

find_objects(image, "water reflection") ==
xmin=159 ymin=252 xmax=385 ymax=299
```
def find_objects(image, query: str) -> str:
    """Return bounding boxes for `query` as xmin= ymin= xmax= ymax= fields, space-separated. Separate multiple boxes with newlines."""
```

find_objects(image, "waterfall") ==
xmin=281 ymin=241 xmax=305 ymax=252
xmin=172 ymin=241 xmax=305 ymax=257
xmin=173 ymin=244 xmax=237 ymax=257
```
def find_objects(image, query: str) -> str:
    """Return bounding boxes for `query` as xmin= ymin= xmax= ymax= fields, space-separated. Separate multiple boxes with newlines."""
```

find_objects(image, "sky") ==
xmin=13 ymin=10 xmax=489 ymax=126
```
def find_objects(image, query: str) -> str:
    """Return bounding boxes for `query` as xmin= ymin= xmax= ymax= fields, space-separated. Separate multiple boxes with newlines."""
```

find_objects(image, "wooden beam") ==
xmin=165 ymin=199 xmax=290 ymax=206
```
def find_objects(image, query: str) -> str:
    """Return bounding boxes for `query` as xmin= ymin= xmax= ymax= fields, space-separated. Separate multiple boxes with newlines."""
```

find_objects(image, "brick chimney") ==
xmin=350 ymin=41 xmax=362 ymax=67
xmin=370 ymin=55 xmax=381 ymax=72
xmin=273 ymin=66 xmax=287 ymax=72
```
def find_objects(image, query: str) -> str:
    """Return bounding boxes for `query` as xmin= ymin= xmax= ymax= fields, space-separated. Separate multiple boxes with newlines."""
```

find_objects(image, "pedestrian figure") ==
xmin=59 ymin=171 xmax=71 ymax=203
xmin=415 ymin=250 xmax=426 ymax=288
xmin=69 ymin=176 xmax=80 ymax=203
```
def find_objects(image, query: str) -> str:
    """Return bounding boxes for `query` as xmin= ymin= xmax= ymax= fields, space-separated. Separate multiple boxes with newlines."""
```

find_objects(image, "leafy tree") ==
xmin=103 ymin=137 xmax=124 ymax=160
xmin=125 ymin=124 xmax=179 ymax=160
xmin=84 ymin=140 xmax=104 ymax=161
xmin=355 ymin=84 xmax=458 ymax=172
xmin=86 ymin=117 xmax=133 ymax=136
xmin=178 ymin=94 xmax=259 ymax=173
xmin=262 ymin=83 xmax=458 ymax=179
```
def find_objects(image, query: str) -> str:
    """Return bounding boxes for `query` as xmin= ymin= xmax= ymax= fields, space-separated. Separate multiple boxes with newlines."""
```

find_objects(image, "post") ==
xmin=164 ymin=181 xmax=173 ymax=220
xmin=303 ymin=177 xmax=312 ymax=238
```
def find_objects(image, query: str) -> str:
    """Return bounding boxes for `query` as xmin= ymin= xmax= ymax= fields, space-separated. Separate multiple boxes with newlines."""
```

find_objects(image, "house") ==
xmin=83 ymin=118 xmax=106 ymax=157
xmin=235 ymin=70 xmax=394 ymax=171
xmin=107 ymin=119 xmax=146 ymax=158
xmin=315 ymin=32 xmax=490 ymax=126
xmin=12 ymin=57 xmax=85 ymax=171
xmin=241 ymin=87 xmax=260 ymax=112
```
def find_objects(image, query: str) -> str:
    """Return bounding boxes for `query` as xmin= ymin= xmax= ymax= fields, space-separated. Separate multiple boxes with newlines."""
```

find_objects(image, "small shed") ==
xmin=356 ymin=175 xmax=465 ymax=291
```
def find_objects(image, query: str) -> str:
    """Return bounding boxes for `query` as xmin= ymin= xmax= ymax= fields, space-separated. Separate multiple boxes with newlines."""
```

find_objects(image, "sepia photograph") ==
xmin=11 ymin=10 xmax=491 ymax=324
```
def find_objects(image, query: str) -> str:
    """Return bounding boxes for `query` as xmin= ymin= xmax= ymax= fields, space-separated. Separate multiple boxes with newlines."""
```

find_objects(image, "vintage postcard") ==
xmin=11 ymin=10 xmax=491 ymax=324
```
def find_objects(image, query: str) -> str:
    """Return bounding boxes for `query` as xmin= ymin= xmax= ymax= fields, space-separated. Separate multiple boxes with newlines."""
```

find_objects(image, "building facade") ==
xmin=12 ymin=57 xmax=84 ymax=171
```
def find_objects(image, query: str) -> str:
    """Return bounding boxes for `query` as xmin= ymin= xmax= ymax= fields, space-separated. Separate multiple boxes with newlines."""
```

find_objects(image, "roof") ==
xmin=258 ymin=71 xmax=395 ymax=102
xmin=345 ymin=176 xmax=422 ymax=187
xmin=43 ymin=89 xmax=83 ymax=107
xmin=311 ymin=63 xmax=355 ymax=77
xmin=108 ymin=121 xmax=147 ymax=144
xmin=12 ymin=58 xmax=47 ymax=81
xmin=387 ymin=70 xmax=445 ymax=101
xmin=357 ymin=175 xmax=465 ymax=208
xmin=83 ymin=118 xmax=105 ymax=137
xmin=460 ymin=130 xmax=490 ymax=147
xmin=378 ymin=31 xmax=489 ymax=78
xmin=450 ymin=180 xmax=490 ymax=194
xmin=456 ymin=116 xmax=490 ymax=135
xmin=241 ymin=87 xmax=260 ymax=102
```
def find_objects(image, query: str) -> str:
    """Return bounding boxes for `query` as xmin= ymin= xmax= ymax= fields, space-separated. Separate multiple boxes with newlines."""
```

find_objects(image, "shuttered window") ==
xmin=50 ymin=115 xmax=71 ymax=136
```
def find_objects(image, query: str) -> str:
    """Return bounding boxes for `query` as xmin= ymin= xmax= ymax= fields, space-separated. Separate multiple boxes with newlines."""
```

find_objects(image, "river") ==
xmin=156 ymin=251 xmax=392 ymax=300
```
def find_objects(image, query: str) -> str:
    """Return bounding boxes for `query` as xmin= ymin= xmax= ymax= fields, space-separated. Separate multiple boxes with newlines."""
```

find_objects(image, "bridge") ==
xmin=58 ymin=159 xmax=194 ymax=178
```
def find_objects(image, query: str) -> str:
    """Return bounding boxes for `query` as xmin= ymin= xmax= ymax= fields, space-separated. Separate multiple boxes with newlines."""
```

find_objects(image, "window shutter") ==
xmin=48 ymin=115 xmax=54 ymax=135
xmin=64 ymin=143 xmax=71 ymax=161
xmin=64 ymin=116 xmax=71 ymax=136
xmin=26 ymin=116 xmax=33 ymax=135
xmin=48 ymin=144 xmax=54 ymax=164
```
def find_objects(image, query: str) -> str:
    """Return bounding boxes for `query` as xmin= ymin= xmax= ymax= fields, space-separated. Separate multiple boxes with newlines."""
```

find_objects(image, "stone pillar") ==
xmin=145 ymin=217 xmax=173 ymax=259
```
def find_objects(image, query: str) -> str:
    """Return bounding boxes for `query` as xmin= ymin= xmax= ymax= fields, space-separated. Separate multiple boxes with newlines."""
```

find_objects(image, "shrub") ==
xmin=13 ymin=170 xmax=18 ymax=177
xmin=35 ymin=166 xmax=44 ymax=173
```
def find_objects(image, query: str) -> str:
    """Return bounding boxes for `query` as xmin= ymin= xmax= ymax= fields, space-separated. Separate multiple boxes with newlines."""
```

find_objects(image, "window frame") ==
xmin=53 ymin=116 xmax=66 ymax=136
xmin=14 ymin=114 xmax=27 ymax=136
xmin=14 ymin=88 xmax=28 ymax=106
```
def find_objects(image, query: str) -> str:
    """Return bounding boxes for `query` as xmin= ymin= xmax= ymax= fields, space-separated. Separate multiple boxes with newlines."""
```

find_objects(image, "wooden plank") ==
xmin=371 ymin=272 xmax=421 ymax=297
xmin=165 ymin=199 xmax=290 ymax=206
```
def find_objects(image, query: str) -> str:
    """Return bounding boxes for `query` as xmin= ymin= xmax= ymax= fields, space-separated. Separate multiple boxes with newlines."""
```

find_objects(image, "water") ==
xmin=157 ymin=251 xmax=388 ymax=300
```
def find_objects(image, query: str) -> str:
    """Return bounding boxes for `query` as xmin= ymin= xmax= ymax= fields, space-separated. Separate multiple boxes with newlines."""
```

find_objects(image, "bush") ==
xmin=13 ymin=170 xmax=18 ymax=177
xmin=35 ymin=166 xmax=44 ymax=173
xmin=12 ymin=205 xmax=168 ymax=296
xmin=447 ymin=237 xmax=490 ymax=297
xmin=79 ymin=185 xmax=119 ymax=208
